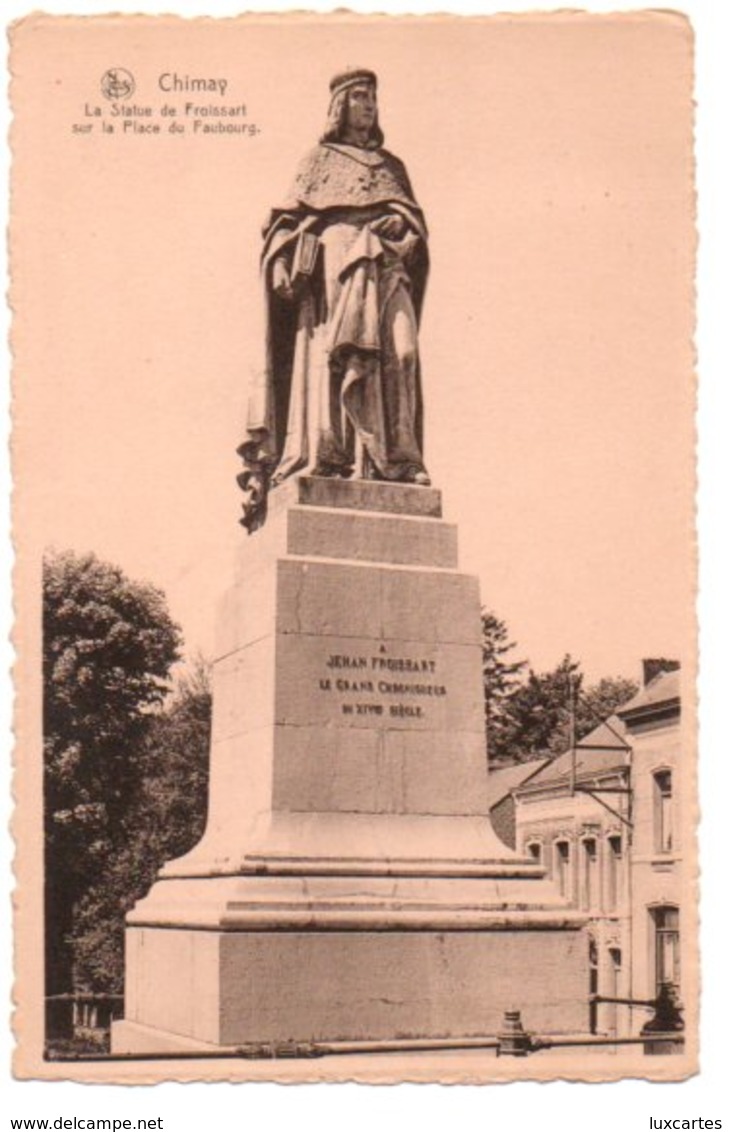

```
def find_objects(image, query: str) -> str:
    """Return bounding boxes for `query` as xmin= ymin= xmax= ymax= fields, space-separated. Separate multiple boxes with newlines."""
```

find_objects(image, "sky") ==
xmin=13 ymin=10 xmax=696 ymax=685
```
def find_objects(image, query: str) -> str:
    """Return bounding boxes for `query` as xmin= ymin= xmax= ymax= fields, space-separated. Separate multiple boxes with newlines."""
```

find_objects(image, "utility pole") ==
xmin=568 ymin=673 xmax=578 ymax=797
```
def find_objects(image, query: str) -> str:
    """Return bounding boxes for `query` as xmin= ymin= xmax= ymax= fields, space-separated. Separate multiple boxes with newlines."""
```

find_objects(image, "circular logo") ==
xmin=100 ymin=68 xmax=135 ymax=101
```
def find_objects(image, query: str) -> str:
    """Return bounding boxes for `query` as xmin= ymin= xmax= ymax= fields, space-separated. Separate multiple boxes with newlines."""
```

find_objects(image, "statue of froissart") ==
xmin=238 ymin=68 xmax=430 ymax=531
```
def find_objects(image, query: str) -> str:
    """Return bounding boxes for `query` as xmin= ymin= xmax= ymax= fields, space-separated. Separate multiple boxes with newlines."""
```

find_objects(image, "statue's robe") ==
xmin=238 ymin=142 xmax=429 ymax=525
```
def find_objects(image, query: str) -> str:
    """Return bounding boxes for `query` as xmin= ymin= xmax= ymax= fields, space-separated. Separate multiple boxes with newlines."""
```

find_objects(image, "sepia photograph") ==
xmin=9 ymin=8 xmax=700 ymax=1087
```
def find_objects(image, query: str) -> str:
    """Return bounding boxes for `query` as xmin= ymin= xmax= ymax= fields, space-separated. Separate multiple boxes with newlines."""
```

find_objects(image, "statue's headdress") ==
xmin=329 ymin=67 xmax=377 ymax=100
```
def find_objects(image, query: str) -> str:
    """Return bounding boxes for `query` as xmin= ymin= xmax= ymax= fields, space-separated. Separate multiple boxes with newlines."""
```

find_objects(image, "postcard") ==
xmin=10 ymin=10 xmax=697 ymax=1082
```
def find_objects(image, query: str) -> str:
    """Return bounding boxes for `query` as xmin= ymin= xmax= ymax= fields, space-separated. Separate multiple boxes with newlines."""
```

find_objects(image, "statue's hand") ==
xmin=373 ymin=214 xmax=407 ymax=241
xmin=272 ymin=257 xmax=294 ymax=301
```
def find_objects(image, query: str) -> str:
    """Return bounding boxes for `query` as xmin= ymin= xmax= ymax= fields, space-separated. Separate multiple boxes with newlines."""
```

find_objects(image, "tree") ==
xmin=481 ymin=610 xmax=527 ymax=760
xmin=575 ymin=676 xmax=639 ymax=739
xmin=71 ymin=657 xmax=212 ymax=993
xmin=490 ymin=654 xmax=583 ymax=764
xmin=43 ymin=550 xmax=182 ymax=996
xmin=486 ymin=641 xmax=639 ymax=766
xmin=139 ymin=657 xmax=211 ymax=858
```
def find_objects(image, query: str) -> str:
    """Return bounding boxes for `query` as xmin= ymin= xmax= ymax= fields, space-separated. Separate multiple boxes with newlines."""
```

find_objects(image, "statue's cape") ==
xmin=269 ymin=143 xmax=428 ymax=231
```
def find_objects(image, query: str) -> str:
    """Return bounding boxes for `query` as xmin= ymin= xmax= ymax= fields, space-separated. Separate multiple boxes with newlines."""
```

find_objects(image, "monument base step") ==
xmin=117 ymin=922 xmax=588 ymax=1051
xmin=127 ymin=869 xmax=581 ymax=930
xmin=161 ymin=810 xmax=550 ymax=880
xmin=111 ymin=1019 xmax=227 ymax=1056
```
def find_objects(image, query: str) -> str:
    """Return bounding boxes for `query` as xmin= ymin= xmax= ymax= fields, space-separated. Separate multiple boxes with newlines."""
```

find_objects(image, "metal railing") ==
xmin=45 ymin=995 xmax=684 ymax=1062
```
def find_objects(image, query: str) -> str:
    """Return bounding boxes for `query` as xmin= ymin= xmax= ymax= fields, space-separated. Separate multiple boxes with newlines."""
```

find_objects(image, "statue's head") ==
xmin=321 ymin=68 xmax=384 ymax=148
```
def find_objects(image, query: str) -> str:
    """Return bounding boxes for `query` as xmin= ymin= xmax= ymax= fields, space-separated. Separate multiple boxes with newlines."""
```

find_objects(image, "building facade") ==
xmin=498 ymin=661 xmax=683 ymax=1039
xmin=512 ymin=717 xmax=633 ymax=1036
xmin=617 ymin=667 xmax=684 ymax=1020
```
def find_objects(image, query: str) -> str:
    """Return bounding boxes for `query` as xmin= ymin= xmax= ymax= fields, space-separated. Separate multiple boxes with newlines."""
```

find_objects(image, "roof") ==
xmin=617 ymin=668 xmax=680 ymax=716
xmin=515 ymin=715 xmax=630 ymax=791
xmin=486 ymin=758 xmax=551 ymax=808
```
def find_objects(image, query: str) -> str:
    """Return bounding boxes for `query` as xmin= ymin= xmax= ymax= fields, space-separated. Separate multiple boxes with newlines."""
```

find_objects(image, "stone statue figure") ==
xmin=237 ymin=68 xmax=430 ymax=531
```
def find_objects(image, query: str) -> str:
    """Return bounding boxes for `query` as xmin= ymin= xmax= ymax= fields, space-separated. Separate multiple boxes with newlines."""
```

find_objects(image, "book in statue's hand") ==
xmin=291 ymin=230 xmax=321 ymax=281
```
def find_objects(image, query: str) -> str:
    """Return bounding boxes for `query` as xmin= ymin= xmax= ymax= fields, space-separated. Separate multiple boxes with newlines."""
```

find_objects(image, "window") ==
xmin=607 ymin=948 xmax=622 ymax=1036
xmin=654 ymin=770 xmax=674 ymax=853
xmin=555 ymin=840 xmax=571 ymax=897
xmin=526 ymin=841 xmax=542 ymax=863
xmin=607 ymin=835 xmax=623 ymax=910
xmin=651 ymin=905 xmax=680 ymax=994
xmin=581 ymin=839 xmax=599 ymax=910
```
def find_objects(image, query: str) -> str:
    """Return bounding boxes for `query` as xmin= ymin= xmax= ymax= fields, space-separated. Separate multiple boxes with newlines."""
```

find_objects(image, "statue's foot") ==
xmin=402 ymin=465 xmax=431 ymax=486
xmin=367 ymin=465 xmax=431 ymax=486
xmin=312 ymin=462 xmax=353 ymax=479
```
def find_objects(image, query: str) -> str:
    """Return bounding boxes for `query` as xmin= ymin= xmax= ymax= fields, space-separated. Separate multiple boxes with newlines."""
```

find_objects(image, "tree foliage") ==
xmin=489 ymin=653 xmax=583 ymax=764
xmin=43 ymin=550 xmax=182 ymax=994
xmin=481 ymin=612 xmax=638 ymax=765
xmin=575 ymin=676 xmax=639 ymax=738
xmin=481 ymin=610 xmax=527 ymax=756
xmin=71 ymin=658 xmax=212 ymax=993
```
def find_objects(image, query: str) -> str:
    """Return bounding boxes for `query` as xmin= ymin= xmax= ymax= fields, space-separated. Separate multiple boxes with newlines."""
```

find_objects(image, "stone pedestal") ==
xmin=113 ymin=478 xmax=587 ymax=1052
